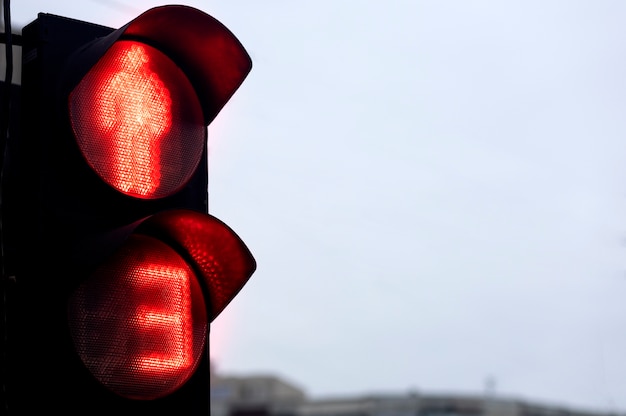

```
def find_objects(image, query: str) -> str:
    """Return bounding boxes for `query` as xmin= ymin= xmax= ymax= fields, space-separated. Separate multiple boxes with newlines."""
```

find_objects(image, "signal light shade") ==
xmin=138 ymin=209 xmax=257 ymax=322
xmin=69 ymin=40 xmax=205 ymax=199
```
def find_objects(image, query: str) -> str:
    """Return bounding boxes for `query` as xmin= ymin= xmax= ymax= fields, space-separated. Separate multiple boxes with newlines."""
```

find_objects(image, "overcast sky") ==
xmin=14 ymin=0 xmax=626 ymax=412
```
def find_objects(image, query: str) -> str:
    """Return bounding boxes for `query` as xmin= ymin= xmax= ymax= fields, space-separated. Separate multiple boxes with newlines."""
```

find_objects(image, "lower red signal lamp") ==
xmin=68 ymin=234 xmax=207 ymax=400
xmin=67 ymin=209 xmax=256 ymax=400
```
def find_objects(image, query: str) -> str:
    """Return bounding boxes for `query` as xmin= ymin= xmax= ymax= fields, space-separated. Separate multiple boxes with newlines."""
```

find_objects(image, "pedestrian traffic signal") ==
xmin=2 ymin=5 xmax=255 ymax=415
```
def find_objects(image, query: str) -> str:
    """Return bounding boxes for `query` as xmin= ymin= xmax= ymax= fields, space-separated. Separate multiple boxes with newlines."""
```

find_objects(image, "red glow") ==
xmin=70 ymin=40 xmax=205 ymax=200
xmin=68 ymin=235 xmax=207 ymax=400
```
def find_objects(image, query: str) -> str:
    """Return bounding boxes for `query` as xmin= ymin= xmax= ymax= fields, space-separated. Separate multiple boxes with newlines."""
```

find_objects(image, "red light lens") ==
xmin=69 ymin=40 xmax=205 ymax=199
xmin=67 ymin=235 xmax=207 ymax=400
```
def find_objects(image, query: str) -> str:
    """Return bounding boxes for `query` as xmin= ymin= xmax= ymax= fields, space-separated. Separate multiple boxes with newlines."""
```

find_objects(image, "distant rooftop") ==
xmin=210 ymin=371 xmax=618 ymax=416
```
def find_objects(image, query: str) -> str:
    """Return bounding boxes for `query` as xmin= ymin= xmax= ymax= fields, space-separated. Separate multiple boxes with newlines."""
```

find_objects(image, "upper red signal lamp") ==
xmin=67 ymin=5 xmax=252 ymax=200
xmin=70 ymin=40 xmax=205 ymax=199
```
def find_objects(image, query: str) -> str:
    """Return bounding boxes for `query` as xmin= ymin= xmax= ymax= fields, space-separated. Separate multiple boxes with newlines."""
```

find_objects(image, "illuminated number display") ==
xmin=68 ymin=235 xmax=208 ymax=400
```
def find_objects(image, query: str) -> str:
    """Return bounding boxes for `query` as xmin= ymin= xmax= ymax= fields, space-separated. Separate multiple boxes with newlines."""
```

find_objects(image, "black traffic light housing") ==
xmin=2 ymin=5 xmax=255 ymax=415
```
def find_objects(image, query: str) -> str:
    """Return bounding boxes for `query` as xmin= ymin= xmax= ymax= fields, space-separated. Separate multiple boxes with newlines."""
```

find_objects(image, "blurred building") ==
xmin=211 ymin=373 xmax=306 ymax=416
xmin=210 ymin=371 xmax=613 ymax=416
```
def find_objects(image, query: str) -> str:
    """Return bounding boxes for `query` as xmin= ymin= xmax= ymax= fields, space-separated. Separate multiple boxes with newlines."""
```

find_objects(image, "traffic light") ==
xmin=2 ymin=5 xmax=255 ymax=414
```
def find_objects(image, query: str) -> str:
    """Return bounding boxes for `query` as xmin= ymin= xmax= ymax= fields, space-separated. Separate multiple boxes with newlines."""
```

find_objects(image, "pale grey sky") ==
xmin=14 ymin=0 xmax=626 ymax=412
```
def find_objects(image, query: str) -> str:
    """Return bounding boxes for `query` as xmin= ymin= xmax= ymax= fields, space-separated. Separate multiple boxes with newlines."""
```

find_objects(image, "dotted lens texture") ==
xmin=68 ymin=234 xmax=208 ymax=400
xmin=69 ymin=40 xmax=205 ymax=200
